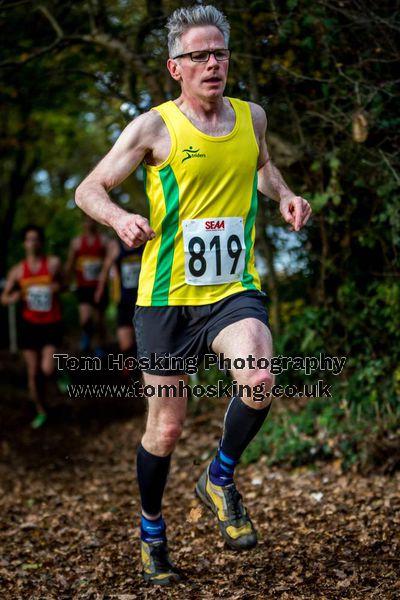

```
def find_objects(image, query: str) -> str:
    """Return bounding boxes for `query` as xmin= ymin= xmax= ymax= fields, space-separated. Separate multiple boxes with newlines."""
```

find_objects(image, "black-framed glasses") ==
xmin=172 ymin=49 xmax=231 ymax=62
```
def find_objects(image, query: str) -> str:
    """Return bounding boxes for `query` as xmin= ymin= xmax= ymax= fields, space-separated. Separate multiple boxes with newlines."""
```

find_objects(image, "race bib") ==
xmin=183 ymin=217 xmax=246 ymax=286
xmin=27 ymin=285 xmax=52 ymax=312
xmin=82 ymin=259 xmax=102 ymax=282
xmin=121 ymin=262 xmax=141 ymax=289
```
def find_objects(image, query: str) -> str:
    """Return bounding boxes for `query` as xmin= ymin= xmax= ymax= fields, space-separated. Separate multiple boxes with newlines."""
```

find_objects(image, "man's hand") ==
xmin=279 ymin=195 xmax=312 ymax=232
xmin=112 ymin=213 xmax=155 ymax=248
xmin=50 ymin=282 xmax=61 ymax=293
xmin=1 ymin=289 xmax=21 ymax=305
xmin=94 ymin=283 xmax=104 ymax=305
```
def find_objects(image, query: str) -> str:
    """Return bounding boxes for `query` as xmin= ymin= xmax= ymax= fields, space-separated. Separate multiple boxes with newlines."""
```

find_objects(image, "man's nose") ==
xmin=207 ymin=52 xmax=219 ymax=67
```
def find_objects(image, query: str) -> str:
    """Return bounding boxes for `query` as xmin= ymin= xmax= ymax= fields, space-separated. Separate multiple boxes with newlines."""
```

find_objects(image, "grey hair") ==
xmin=166 ymin=5 xmax=230 ymax=58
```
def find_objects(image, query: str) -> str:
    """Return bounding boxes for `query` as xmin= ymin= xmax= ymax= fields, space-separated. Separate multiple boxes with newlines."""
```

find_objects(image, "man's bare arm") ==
xmin=64 ymin=237 xmax=79 ymax=283
xmin=1 ymin=265 xmax=22 ymax=305
xmin=250 ymin=103 xmax=312 ymax=231
xmin=75 ymin=111 xmax=160 ymax=247
xmin=48 ymin=256 xmax=63 ymax=292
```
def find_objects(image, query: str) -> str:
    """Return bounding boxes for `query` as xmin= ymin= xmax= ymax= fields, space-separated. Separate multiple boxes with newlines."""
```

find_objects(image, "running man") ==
xmin=65 ymin=216 xmax=109 ymax=353
xmin=95 ymin=238 xmax=143 ymax=361
xmin=75 ymin=5 xmax=312 ymax=585
xmin=1 ymin=225 xmax=63 ymax=428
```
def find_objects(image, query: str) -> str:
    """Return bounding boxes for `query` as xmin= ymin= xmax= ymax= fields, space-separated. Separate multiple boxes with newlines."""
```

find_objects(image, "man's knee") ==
xmin=41 ymin=361 xmax=55 ymax=377
xmin=147 ymin=420 xmax=183 ymax=454
xmin=241 ymin=369 xmax=274 ymax=408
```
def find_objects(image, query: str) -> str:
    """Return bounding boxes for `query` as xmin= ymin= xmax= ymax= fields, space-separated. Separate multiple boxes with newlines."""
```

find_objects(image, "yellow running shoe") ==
xmin=195 ymin=465 xmax=257 ymax=550
xmin=141 ymin=539 xmax=181 ymax=585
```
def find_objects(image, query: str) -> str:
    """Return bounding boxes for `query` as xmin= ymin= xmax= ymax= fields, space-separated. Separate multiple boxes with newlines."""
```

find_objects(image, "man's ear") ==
xmin=167 ymin=58 xmax=182 ymax=82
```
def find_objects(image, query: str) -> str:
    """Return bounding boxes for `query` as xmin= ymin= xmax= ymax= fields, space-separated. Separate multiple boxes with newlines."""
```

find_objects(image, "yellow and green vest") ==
xmin=137 ymin=97 xmax=261 ymax=306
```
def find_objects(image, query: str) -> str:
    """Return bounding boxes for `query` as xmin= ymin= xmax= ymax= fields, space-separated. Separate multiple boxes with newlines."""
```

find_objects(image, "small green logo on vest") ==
xmin=182 ymin=146 xmax=206 ymax=163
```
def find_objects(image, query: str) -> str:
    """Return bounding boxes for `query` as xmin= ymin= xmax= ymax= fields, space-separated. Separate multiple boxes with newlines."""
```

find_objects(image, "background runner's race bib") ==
xmin=27 ymin=285 xmax=52 ymax=312
xmin=121 ymin=262 xmax=141 ymax=289
xmin=82 ymin=259 xmax=102 ymax=282
xmin=183 ymin=217 xmax=246 ymax=286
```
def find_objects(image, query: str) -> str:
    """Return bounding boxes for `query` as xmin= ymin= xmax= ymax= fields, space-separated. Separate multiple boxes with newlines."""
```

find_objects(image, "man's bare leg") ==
xmin=94 ymin=306 xmax=107 ymax=350
xmin=24 ymin=349 xmax=47 ymax=427
xmin=117 ymin=326 xmax=135 ymax=353
xmin=78 ymin=303 xmax=94 ymax=351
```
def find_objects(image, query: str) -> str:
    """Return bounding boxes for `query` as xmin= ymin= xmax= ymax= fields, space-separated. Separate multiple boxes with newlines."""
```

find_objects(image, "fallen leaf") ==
xmin=187 ymin=506 xmax=203 ymax=523
xmin=311 ymin=492 xmax=324 ymax=502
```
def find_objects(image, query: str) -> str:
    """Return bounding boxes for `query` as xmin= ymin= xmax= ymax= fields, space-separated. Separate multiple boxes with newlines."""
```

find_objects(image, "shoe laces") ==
xmin=150 ymin=542 xmax=172 ymax=572
xmin=225 ymin=485 xmax=245 ymax=522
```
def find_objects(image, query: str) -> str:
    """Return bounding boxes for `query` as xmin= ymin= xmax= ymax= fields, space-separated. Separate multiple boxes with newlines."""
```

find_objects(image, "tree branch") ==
xmin=37 ymin=4 xmax=63 ymax=38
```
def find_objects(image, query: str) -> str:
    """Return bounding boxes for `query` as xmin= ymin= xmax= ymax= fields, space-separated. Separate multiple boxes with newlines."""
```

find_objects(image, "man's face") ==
xmin=169 ymin=26 xmax=229 ymax=100
xmin=24 ymin=230 xmax=42 ymax=256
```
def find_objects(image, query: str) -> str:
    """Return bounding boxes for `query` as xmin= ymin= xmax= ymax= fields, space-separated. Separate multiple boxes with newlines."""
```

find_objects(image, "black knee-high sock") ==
xmin=136 ymin=443 xmax=171 ymax=516
xmin=82 ymin=317 xmax=94 ymax=337
xmin=209 ymin=396 xmax=271 ymax=485
xmin=220 ymin=396 xmax=271 ymax=460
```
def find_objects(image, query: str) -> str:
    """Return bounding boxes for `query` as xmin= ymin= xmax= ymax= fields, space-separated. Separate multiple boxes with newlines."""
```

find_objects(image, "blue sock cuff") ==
xmin=141 ymin=515 xmax=165 ymax=534
xmin=219 ymin=448 xmax=237 ymax=466
xmin=209 ymin=446 xmax=237 ymax=486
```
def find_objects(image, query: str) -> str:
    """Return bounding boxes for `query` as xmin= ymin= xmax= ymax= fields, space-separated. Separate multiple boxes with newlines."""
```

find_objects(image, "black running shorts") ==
xmin=134 ymin=290 xmax=269 ymax=375
xmin=76 ymin=286 xmax=108 ymax=309
xmin=19 ymin=319 xmax=63 ymax=350
xmin=117 ymin=293 xmax=138 ymax=328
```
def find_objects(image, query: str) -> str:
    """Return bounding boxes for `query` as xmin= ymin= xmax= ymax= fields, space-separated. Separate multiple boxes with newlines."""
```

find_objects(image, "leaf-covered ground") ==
xmin=0 ymin=353 xmax=399 ymax=599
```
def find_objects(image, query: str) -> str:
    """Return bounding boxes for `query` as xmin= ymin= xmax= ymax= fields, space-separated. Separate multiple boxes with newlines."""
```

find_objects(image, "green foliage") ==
xmin=242 ymin=394 xmax=399 ymax=470
xmin=276 ymin=279 xmax=399 ymax=404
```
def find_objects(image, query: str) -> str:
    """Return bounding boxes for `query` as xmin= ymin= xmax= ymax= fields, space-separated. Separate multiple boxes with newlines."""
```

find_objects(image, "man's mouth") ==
xmin=203 ymin=77 xmax=222 ymax=83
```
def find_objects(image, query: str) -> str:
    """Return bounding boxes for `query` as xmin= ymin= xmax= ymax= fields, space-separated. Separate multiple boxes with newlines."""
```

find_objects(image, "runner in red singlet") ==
xmin=64 ymin=216 xmax=110 ymax=353
xmin=1 ymin=225 xmax=63 ymax=428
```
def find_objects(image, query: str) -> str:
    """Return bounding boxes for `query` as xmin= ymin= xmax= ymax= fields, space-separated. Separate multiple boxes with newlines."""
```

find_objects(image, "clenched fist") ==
xmin=113 ymin=213 xmax=155 ymax=248
xmin=280 ymin=195 xmax=312 ymax=232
